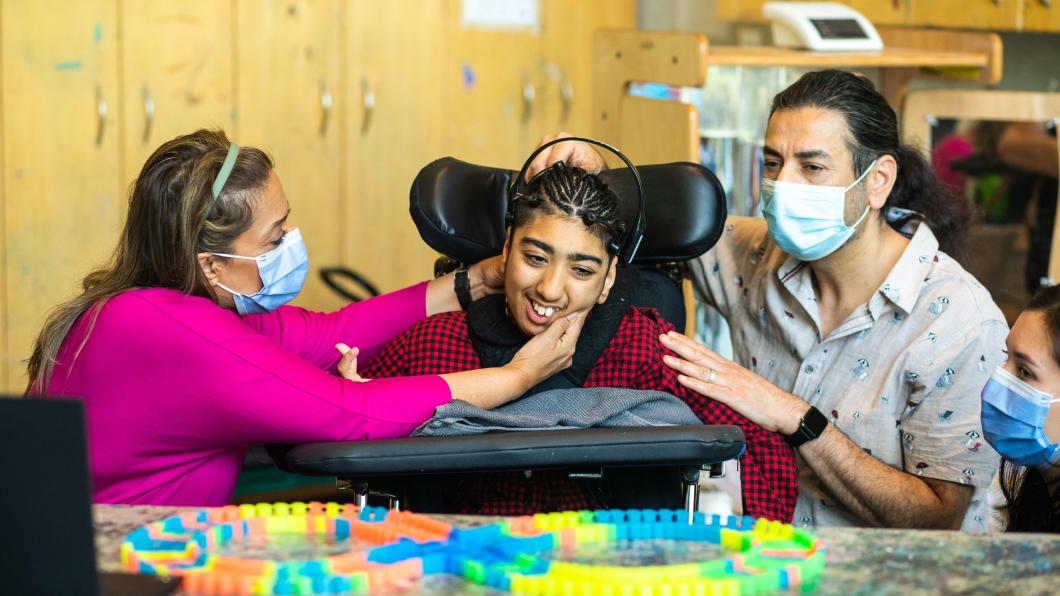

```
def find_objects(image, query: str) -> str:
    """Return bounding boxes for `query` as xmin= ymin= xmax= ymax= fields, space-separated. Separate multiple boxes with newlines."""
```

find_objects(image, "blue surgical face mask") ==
xmin=981 ymin=366 xmax=1060 ymax=469
xmin=761 ymin=159 xmax=877 ymax=261
xmin=213 ymin=227 xmax=310 ymax=315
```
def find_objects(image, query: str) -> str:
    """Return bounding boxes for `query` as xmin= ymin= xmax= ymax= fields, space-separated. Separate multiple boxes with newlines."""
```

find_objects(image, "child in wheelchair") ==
xmin=357 ymin=163 xmax=798 ymax=520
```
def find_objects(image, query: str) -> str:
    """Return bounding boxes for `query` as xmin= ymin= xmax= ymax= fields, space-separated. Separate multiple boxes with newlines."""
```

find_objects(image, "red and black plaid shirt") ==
xmin=362 ymin=307 xmax=797 ymax=521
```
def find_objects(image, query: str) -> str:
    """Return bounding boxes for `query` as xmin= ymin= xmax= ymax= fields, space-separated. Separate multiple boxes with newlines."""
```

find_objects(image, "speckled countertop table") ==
xmin=95 ymin=505 xmax=1060 ymax=594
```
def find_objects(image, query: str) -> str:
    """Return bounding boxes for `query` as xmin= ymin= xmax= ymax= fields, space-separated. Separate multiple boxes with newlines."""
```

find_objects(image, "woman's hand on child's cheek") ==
xmin=335 ymin=343 xmax=369 ymax=382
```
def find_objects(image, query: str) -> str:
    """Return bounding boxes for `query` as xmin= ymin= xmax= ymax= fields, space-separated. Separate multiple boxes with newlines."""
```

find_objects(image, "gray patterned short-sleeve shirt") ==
xmin=689 ymin=216 xmax=1008 ymax=532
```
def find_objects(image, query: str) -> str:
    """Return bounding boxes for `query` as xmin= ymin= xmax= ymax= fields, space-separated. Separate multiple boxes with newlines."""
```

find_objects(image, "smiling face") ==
xmin=502 ymin=212 xmax=617 ymax=336
xmin=1003 ymin=310 xmax=1060 ymax=443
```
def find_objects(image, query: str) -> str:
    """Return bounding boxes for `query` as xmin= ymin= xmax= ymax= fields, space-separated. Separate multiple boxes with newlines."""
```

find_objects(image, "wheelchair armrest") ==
xmin=284 ymin=425 xmax=745 ymax=478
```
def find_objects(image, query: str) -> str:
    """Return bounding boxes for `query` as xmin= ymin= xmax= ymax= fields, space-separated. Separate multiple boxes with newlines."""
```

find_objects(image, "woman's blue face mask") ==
xmin=213 ymin=227 xmax=309 ymax=315
xmin=981 ymin=365 xmax=1060 ymax=469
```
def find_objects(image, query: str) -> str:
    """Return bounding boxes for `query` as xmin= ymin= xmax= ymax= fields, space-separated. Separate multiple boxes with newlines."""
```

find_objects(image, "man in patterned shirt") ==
xmin=360 ymin=163 xmax=798 ymax=520
xmin=537 ymin=71 xmax=1007 ymax=532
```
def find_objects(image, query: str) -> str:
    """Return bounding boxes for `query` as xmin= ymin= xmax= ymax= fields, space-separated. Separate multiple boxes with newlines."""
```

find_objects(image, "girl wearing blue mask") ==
xmin=983 ymin=284 xmax=1060 ymax=532
xmin=26 ymin=129 xmax=586 ymax=507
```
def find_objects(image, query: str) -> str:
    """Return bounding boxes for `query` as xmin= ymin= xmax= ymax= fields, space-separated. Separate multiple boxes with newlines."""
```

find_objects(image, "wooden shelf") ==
xmin=706 ymin=46 xmax=989 ymax=68
xmin=592 ymin=28 xmax=1003 ymax=165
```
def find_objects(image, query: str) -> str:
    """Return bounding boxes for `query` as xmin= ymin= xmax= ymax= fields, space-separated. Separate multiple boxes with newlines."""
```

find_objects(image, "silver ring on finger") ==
xmin=707 ymin=368 xmax=718 ymax=384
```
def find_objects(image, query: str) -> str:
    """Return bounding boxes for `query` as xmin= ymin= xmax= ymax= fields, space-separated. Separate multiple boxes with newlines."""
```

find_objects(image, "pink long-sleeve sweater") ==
xmin=39 ymin=283 xmax=451 ymax=506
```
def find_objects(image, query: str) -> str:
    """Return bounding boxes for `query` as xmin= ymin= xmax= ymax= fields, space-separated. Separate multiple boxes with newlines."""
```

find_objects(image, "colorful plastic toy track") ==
xmin=122 ymin=502 xmax=824 ymax=594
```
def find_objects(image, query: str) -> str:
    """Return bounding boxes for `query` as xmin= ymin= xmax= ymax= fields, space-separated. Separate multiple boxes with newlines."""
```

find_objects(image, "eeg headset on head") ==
xmin=505 ymin=136 xmax=646 ymax=265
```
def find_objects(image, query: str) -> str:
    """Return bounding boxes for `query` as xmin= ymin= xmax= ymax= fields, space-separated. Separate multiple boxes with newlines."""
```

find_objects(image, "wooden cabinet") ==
xmin=442 ymin=0 xmax=636 ymax=170
xmin=235 ymin=0 xmax=346 ymax=312
xmin=716 ymin=0 xmax=769 ymax=22
xmin=1025 ymin=0 xmax=1060 ymax=31
xmin=540 ymin=0 xmax=637 ymax=140
xmin=442 ymin=4 xmax=543 ymax=168
xmin=0 ymin=0 xmax=636 ymax=391
xmin=844 ymin=0 xmax=907 ymax=26
xmin=120 ymin=1 xmax=234 ymax=187
xmin=340 ymin=0 xmax=635 ymax=293
xmin=910 ymin=0 xmax=1023 ymax=31
xmin=1 ymin=0 xmax=122 ymax=390
xmin=343 ymin=0 xmax=446 ymax=292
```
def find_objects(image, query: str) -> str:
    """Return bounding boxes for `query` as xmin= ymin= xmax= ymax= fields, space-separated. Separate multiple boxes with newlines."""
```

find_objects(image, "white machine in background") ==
xmin=763 ymin=2 xmax=884 ymax=52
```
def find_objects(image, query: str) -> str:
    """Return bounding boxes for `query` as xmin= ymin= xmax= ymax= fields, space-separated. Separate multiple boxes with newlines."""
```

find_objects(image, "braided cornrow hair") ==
xmin=510 ymin=163 xmax=626 ymax=258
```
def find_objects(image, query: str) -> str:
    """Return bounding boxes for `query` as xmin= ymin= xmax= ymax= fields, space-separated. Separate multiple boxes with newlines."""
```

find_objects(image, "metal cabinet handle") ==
xmin=95 ymin=84 xmax=108 ymax=146
xmin=360 ymin=78 xmax=374 ymax=134
xmin=142 ymin=84 xmax=155 ymax=144
xmin=560 ymin=78 xmax=573 ymax=125
xmin=522 ymin=79 xmax=535 ymax=124
xmin=319 ymin=79 xmax=333 ymax=136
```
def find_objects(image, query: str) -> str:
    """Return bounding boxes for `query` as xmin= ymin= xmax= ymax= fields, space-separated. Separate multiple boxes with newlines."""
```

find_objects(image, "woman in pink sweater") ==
xmin=26 ymin=129 xmax=584 ymax=506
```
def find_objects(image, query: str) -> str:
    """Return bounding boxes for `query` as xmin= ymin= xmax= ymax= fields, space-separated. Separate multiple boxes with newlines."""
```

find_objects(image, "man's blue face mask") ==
xmin=981 ymin=365 xmax=1060 ymax=469
xmin=213 ymin=227 xmax=310 ymax=315
xmin=761 ymin=160 xmax=877 ymax=261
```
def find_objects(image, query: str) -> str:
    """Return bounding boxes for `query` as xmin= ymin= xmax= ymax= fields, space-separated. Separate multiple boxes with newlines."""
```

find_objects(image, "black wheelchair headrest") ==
xmin=409 ymin=157 xmax=727 ymax=265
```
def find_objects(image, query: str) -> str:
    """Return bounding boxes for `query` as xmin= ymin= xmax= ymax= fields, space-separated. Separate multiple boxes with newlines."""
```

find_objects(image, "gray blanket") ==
xmin=412 ymin=387 xmax=701 ymax=437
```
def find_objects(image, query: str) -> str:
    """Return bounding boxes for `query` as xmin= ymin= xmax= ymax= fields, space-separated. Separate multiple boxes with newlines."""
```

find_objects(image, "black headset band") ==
xmin=509 ymin=136 xmax=645 ymax=264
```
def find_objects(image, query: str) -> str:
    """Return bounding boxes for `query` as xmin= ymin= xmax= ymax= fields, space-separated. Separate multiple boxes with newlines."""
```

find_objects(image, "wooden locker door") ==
xmin=121 ymin=1 xmax=234 ymax=188
xmin=539 ymin=0 xmax=636 ymax=141
xmin=910 ymin=0 xmax=1023 ymax=30
xmin=235 ymin=0 xmax=345 ymax=312
xmin=1025 ymin=0 xmax=1060 ymax=31
xmin=1 ymin=0 xmax=121 ymax=391
xmin=343 ymin=0 xmax=446 ymax=292
xmin=715 ymin=0 xmax=767 ymax=21
xmin=443 ymin=2 xmax=543 ymax=168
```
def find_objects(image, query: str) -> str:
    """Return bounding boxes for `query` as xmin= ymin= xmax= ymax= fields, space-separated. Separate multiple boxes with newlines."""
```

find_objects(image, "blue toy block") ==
xmin=298 ymin=561 xmax=327 ymax=577
xmin=328 ymin=576 xmax=349 ymax=593
xmin=358 ymin=506 xmax=389 ymax=523
xmin=367 ymin=539 xmax=418 ymax=564
xmin=161 ymin=517 xmax=185 ymax=533
xmin=448 ymin=524 xmax=502 ymax=552
xmin=333 ymin=517 xmax=350 ymax=541
xmin=420 ymin=552 xmax=451 ymax=574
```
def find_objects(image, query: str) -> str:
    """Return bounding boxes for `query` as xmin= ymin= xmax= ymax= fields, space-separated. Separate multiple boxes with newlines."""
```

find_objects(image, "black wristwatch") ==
xmin=784 ymin=405 xmax=828 ymax=448
xmin=454 ymin=268 xmax=472 ymax=310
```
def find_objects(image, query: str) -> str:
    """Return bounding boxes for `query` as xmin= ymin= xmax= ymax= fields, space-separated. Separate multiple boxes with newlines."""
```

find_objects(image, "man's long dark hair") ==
xmin=770 ymin=70 xmax=970 ymax=259
xmin=1000 ymin=284 xmax=1060 ymax=533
